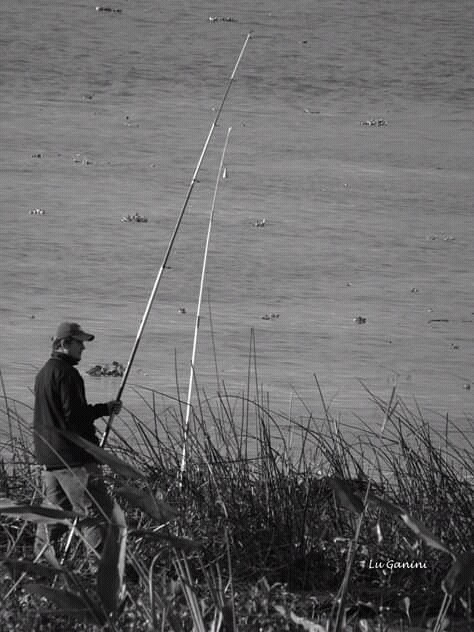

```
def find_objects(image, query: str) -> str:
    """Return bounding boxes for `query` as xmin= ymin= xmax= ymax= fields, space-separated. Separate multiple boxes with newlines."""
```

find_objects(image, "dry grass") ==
xmin=0 ymin=370 xmax=472 ymax=631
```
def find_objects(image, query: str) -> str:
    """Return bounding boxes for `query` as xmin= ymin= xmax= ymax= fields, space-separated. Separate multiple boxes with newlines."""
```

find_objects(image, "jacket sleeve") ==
xmin=58 ymin=370 xmax=109 ymax=440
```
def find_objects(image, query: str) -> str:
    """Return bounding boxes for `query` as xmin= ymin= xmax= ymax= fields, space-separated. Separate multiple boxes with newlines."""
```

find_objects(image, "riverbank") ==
xmin=0 ymin=381 xmax=472 ymax=630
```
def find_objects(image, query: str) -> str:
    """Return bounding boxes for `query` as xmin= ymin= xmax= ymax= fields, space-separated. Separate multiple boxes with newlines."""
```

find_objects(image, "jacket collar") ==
xmin=51 ymin=351 xmax=79 ymax=366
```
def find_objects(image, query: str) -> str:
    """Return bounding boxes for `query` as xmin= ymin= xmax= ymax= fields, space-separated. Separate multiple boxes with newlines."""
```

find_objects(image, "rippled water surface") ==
xmin=1 ymin=0 xmax=473 ymax=442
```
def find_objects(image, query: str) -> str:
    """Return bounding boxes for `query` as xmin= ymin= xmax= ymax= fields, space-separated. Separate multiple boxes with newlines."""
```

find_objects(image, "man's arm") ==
xmin=59 ymin=372 xmax=122 ymax=434
xmin=59 ymin=373 xmax=108 ymax=437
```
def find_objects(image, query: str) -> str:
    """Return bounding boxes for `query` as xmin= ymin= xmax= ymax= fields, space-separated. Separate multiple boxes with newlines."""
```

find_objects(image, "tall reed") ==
xmin=0 ymin=369 xmax=472 ymax=630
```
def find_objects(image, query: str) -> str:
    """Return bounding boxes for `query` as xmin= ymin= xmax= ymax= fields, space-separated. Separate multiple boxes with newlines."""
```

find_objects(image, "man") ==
xmin=33 ymin=321 xmax=123 ymax=565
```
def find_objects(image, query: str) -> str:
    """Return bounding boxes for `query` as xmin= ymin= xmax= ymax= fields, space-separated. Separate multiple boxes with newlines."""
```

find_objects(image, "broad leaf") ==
xmin=24 ymin=583 xmax=106 ymax=625
xmin=366 ymin=492 xmax=402 ymax=517
xmin=0 ymin=498 xmax=20 ymax=508
xmin=274 ymin=606 xmax=325 ymax=632
xmin=60 ymin=430 xmax=145 ymax=480
xmin=328 ymin=477 xmax=364 ymax=514
xmin=222 ymin=601 xmax=235 ymax=632
xmin=2 ymin=558 xmax=64 ymax=580
xmin=97 ymin=502 xmax=127 ymax=616
xmin=399 ymin=513 xmax=452 ymax=556
xmin=116 ymin=485 xmax=178 ymax=523
xmin=288 ymin=615 xmax=326 ymax=632
xmin=0 ymin=504 xmax=101 ymax=528
xmin=442 ymin=551 xmax=474 ymax=595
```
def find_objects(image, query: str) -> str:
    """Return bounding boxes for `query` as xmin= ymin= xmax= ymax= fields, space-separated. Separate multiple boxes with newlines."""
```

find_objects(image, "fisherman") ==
xmin=33 ymin=322 xmax=123 ymax=566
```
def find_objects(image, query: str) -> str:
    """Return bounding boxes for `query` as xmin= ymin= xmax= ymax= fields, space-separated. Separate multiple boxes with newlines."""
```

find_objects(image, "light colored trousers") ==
xmin=35 ymin=462 xmax=118 ymax=560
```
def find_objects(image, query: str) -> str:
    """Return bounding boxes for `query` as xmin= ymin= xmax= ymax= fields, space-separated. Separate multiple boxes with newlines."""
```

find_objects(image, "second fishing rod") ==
xmin=100 ymin=32 xmax=251 ymax=448
xmin=57 ymin=34 xmax=251 ymax=568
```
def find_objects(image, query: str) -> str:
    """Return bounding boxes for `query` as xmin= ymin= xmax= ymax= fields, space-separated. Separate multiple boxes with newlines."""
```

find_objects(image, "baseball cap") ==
xmin=54 ymin=322 xmax=95 ymax=342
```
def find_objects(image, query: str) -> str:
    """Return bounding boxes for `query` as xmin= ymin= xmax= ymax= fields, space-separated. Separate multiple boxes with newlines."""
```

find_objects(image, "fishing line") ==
xmin=100 ymin=34 xmax=251 ymax=448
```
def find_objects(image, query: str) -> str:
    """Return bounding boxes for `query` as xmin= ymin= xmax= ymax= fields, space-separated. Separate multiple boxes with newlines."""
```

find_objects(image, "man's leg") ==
xmin=35 ymin=469 xmax=71 ymax=562
xmin=53 ymin=463 xmax=117 ymax=553
xmin=83 ymin=462 xmax=117 ymax=552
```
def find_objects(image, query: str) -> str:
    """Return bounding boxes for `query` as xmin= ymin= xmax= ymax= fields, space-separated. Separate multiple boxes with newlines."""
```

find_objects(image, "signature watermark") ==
xmin=362 ymin=559 xmax=428 ymax=570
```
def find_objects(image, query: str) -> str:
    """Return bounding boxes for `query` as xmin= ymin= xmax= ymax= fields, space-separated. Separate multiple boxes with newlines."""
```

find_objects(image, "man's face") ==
xmin=68 ymin=338 xmax=85 ymax=362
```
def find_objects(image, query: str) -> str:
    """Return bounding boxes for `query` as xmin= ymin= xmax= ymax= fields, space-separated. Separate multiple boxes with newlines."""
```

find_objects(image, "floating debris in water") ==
xmin=123 ymin=115 xmax=139 ymax=128
xmin=31 ymin=153 xmax=43 ymax=158
xmin=425 ymin=234 xmax=455 ymax=242
xmin=353 ymin=316 xmax=367 ymax=324
xmin=87 ymin=361 xmax=125 ymax=377
xmin=262 ymin=313 xmax=279 ymax=320
xmin=208 ymin=16 xmax=235 ymax=23
xmin=29 ymin=208 xmax=46 ymax=215
xmin=360 ymin=119 xmax=388 ymax=127
xmin=463 ymin=383 xmax=471 ymax=390
xmin=178 ymin=307 xmax=186 ymax=314
xmin=72 ymin=154 xmax=92 ymax=165
xmin=96 ymin=6 xmax=122 ymax=13
xmin=121 ymin=213 xmax=148 ymax=223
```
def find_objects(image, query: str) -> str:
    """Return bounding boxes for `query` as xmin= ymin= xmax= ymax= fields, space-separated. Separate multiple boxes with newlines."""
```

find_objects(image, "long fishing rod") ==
xmin=179 ymin=126 xmax=232 ymax=479
xmin=100 ymin=33 xmax=251 ymax=448
xmin=56 ymin=36 xmax=249 ymax=578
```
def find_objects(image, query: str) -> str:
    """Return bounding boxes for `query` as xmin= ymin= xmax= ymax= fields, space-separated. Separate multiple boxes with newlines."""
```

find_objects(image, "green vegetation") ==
xmin=0 ymin=370 xmax=473 ymax=631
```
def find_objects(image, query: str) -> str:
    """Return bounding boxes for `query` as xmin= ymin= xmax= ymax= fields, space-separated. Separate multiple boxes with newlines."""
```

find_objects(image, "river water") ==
xmin=1 ymin=0 xmax=473 ymax=446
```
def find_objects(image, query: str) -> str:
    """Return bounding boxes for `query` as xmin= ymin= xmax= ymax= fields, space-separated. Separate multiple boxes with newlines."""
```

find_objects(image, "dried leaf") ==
xmin=375 ymin=521 xmax=383 ymax=544
xmin=289 ymin=611 xmax=326 ymax=632
xmin=399 ymin=513 xmax=452 ymax=556
xmin=359 ymin=620 xmax=370 ymax=632
xmin=328 ymin=477 xmax=364 ymax=514
xmin=442 ymin=551 xmax=474 ymax=596
xmin=116 ymin=485 xmax=177 ymax=523
xmin=61 ymin=430 xmax=145 ymax=480
xmin=400 ymin=595 xmax=411 ymax=622
xmin=97 ymin=502 xmax=127 ymax=615
xmin=274 ymin=605 xmax=326 ymax=632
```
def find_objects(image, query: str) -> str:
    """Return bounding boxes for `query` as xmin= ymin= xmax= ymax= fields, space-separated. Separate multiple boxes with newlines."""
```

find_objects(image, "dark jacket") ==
xmin=33 ymin=352 xmax=109 ymax=469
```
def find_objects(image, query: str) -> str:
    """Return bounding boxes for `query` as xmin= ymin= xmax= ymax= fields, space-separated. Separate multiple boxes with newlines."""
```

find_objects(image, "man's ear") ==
xmin=59 ymin=338 xmax=71 ymax=352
